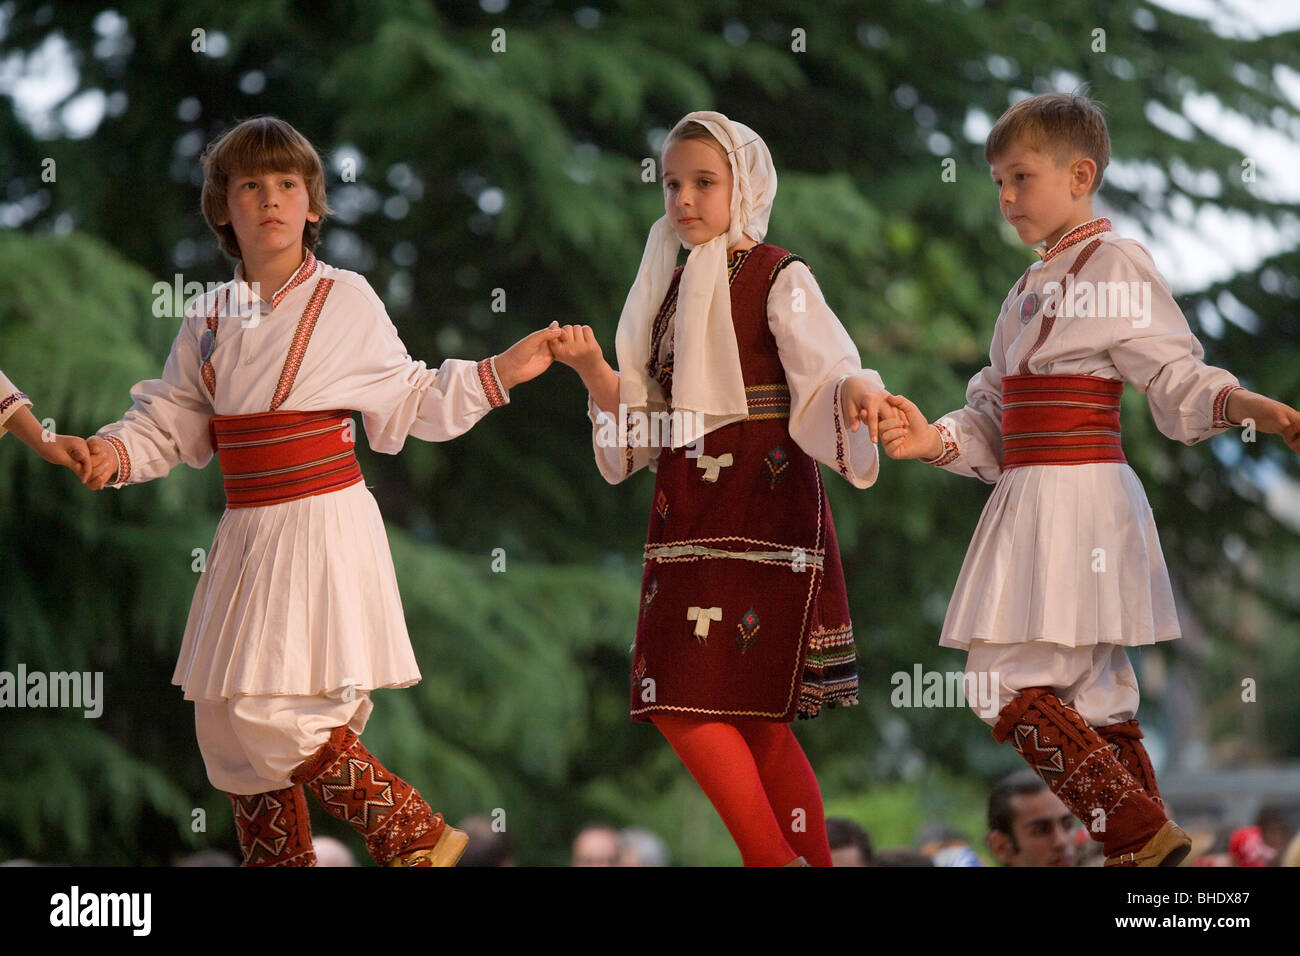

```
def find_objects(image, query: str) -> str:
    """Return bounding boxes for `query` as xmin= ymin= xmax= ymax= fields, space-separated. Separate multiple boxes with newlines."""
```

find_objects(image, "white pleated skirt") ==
xmin=940 ymin=462 xmax=1181 ymax=649
xmin=172 ymin=482 xmax=421 ymax=701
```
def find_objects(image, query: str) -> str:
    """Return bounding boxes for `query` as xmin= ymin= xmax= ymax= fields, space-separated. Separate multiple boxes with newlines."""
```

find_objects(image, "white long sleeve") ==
xmin=767 ymin=262 xmax=882 ymax=488
xmin=1102 ymin=240 xmax=1239 ymax=443
xmin=0 ymin=370 xmax=33 ymax=439
xmin=295 ymin=277 xmax=507 ymax=454
xmin=96 ymin=314 xmax=217 ymax=486
xmin=926 ymin=291 xmax=1018 ymax=484
xmin=587 ymin=390 xmax=660 ymax=485
xmin=96 ymin=262 xmax=508 ymax=486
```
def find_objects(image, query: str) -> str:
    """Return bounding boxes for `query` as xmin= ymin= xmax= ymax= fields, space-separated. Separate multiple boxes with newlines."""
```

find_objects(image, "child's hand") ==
xmin=880 ymin=395 xmax=943 ymax=461
xmin=31 ymin=431 xmax=93 ymax=482
xmin=840 ymin=376 xmax=893 ymax=442
xmin=7 ymin=406 xmax=93 ymax=482
xmin=549 ymin=324 xmax=606 ymax=378
xmin=85 ymin=437 xmax=119 ymax=490
xmin=494 ymin=321 xmax=564 ymax=390
xmin=1226 ymin=390 xmax=1300 ymax=453
xmin=550 ymin=325 xmax=620 ymax=414
xmin=40 ymin=434 xmax=94 ymax=483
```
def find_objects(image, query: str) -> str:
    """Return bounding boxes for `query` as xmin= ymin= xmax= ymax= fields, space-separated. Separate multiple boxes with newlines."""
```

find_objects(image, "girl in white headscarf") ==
xmin=552 ymin=111 xmax=893 ymax=866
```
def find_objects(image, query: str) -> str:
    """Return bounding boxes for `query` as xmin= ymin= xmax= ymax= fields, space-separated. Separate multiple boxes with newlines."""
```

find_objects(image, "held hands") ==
xmin=880 ymin=395 xmax=944 ymax=461
xmin=7 ymin=406 xmax=93 ymax=483
xmin=493 ymin=321 xmax=565 ymax=391
xmin=43 ymin=434 xmax=93 ymax=483
xmin=1226 ymin=389 xmax=1300 ymax=454
xmin=839 ymin=375 xmax=900 ymax=443
xmin=549 ymin=324 xmax=607 ymax=379
xmin=549 ymin=324 xmax=620 ymax=415
xmin=85 ymin=436 xmax=119 ymax=490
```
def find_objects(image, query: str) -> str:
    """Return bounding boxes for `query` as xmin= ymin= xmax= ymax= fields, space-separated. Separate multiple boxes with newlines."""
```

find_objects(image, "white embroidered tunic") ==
xmin=928 ymin=221 xmax=1239 ymax=649
xmin=95 ymin=255 xmax=509 ymax=700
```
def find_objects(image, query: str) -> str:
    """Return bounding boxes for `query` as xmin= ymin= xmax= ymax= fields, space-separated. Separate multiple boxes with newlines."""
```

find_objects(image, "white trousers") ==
xmin=964 ymin=640 xmax=1140 ymax=728
xmin=195 ymin=691 xmax=373 ymax=795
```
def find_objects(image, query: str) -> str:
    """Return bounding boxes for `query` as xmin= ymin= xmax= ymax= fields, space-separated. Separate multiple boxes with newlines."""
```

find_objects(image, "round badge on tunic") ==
xmin=1019 ymin=292 xmax=1039 ymax=324
xmin=199 ymin=328 xmax=216 ymax=362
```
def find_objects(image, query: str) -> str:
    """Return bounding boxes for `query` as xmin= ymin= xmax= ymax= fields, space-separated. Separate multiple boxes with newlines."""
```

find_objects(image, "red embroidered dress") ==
xmin=627 ymin=244 xmax=863 ymax=721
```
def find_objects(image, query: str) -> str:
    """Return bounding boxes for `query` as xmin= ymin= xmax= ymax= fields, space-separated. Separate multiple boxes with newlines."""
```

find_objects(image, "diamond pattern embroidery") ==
xmin=765 ymin=445 xmax=790 ymax=489
xmin=1012 ymin=723 xmax=1065 ymax=778
xmin=736 ymin=608 xmax=760 ymax=653
xmin=655 ymin=489 xmax=669 ymax=521
xmin=233 ymin=792 xmax=290 ymax=863
xmin=319 ymin=757 xmax=397 ymax=830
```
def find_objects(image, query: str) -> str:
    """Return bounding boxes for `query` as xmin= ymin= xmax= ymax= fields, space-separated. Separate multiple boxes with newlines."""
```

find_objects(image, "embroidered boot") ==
xmin=1097 ymin=720 xmax=1164 ymax=809
xmin=228 ymin=785 xmax=316 ymax=867
xmin=992 ymin=687 xmax=1188 ymax=866
xmin=291 ymin=726 xmax=467 ymax=867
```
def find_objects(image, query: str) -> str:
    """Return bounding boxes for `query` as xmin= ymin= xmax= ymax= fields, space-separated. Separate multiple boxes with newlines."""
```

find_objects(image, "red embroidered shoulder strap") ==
xmin=201 ymin=304 xmax=220 ymax=399
xmin=270 ymin=278 xmax=334 ymax=411
xmin=1014 ymin=267 xmax=1033 ymax=297
xmin=1016 ymin=238 xmax=1103 ymax=375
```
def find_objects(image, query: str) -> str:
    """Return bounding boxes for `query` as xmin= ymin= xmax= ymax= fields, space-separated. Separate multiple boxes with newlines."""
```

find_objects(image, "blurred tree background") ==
xmin=1 ymin=0 xmax=1298 ymax=864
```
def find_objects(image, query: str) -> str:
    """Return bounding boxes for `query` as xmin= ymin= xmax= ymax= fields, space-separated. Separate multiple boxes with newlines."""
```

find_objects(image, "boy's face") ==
xmin=220 ymin=169 xmax=319 ymax=263
xmin=663 ymin=138 xmax=734 ymax=247
xmin=990 ymin=139 xmax=1093 ymax=251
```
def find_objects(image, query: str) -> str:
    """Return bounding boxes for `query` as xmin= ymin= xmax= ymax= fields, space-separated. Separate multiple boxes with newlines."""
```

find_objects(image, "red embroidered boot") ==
xmin=992 ymin=688 xmax=1189 ymax=867
xmin=291 ymin=726 xmax=468 ymax=867
xmin=1097 ymin=720 xmax=1164 ymax=809
xmin=228 ymin=785 xmax=317 ymax=867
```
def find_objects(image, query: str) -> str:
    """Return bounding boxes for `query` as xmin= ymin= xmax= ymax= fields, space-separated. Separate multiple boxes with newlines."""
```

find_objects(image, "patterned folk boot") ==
xmin=1097 ymin=720 xmax=1164 ymax=809
xmin=228 ymin=785 xmax=317 ymax=866
xmin=291 ymin=726 xmax=468 ymax=867
xmin=992 ymin=687 xmax=1189 ymax=867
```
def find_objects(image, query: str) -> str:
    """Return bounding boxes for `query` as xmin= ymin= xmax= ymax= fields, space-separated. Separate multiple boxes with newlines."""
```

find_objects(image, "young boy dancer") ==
xmin=85 ymin=117 xmax=560 ymax=866
xmin=882 ymin=93 xmax=1300 ymax=866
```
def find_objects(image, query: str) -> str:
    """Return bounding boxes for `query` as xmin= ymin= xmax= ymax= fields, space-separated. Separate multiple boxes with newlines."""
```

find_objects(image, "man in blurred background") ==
xmin=987 ymin=770 xmax=1077 ymax=867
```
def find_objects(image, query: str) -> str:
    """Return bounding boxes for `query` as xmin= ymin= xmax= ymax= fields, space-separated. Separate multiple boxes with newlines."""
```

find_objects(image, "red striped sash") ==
xmin=1001 ymin=374 xmax=1125 ymax=468
xmin=210 ymin=410 xmax=363 ymax=508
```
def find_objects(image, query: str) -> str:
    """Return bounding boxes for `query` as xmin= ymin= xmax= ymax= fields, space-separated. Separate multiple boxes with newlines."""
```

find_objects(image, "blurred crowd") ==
xmin=5 ymin=771 xmax=1296 ymax=867
xmin=554 ymin=770 xmax=1300 ymax=867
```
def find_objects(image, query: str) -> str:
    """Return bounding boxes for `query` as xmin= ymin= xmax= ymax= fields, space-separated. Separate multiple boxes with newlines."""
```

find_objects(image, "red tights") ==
xmin=650 ymin=714 xmax=832 ymax=867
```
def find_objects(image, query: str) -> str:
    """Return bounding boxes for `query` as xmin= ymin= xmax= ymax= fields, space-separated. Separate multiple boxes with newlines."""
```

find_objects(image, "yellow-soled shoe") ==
xmin=389 ymin=826 xmax=470 ymax=867
xmin=1105 ymin=821 xmax=1192 ymax=868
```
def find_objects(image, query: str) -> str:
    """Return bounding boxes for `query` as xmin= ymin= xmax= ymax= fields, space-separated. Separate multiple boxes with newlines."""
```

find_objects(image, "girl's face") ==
xmin=662 ymin=137 xmax=733 ymax=246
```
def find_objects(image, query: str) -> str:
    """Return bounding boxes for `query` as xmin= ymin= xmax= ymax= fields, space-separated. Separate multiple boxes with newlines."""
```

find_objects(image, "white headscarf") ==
xmin=613 ymin=111 xmax=777 ymax=450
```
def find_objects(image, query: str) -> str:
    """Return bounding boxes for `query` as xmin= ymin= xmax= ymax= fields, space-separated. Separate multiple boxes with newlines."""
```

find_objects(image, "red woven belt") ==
xmin=1001 ymin=374 xmax=1125 ymax=468
xmin=209 ymin=409 xmax=363 ymax=508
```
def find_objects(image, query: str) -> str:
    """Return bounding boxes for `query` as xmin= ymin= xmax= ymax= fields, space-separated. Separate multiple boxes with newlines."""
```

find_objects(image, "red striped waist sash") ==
xmin=1001 ymin=374 xmax=1125 ymax=468
xmin=209 ymin=409 xmax=363 ymax=509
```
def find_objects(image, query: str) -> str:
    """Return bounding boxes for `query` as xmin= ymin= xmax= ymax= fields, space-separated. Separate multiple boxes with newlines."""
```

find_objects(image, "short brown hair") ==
xmin=200 ymin=117 xmax=332 ymax=259
xmin=986 ymin=93 xmax=1111 ymax=193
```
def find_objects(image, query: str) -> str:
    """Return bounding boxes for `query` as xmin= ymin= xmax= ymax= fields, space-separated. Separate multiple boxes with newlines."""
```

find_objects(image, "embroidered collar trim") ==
xmin=1038 ymin=218 xmax=1111 ymax=263
xmin=233 ymin=249 xmax=319 ymax=310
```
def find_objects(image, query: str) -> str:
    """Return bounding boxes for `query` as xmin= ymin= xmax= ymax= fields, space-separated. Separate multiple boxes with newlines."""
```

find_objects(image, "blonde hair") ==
xmin=200 ymin=116 xmax=333 ymax=259
xmin=986 ymin=93 xmax=1111 ymax=193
